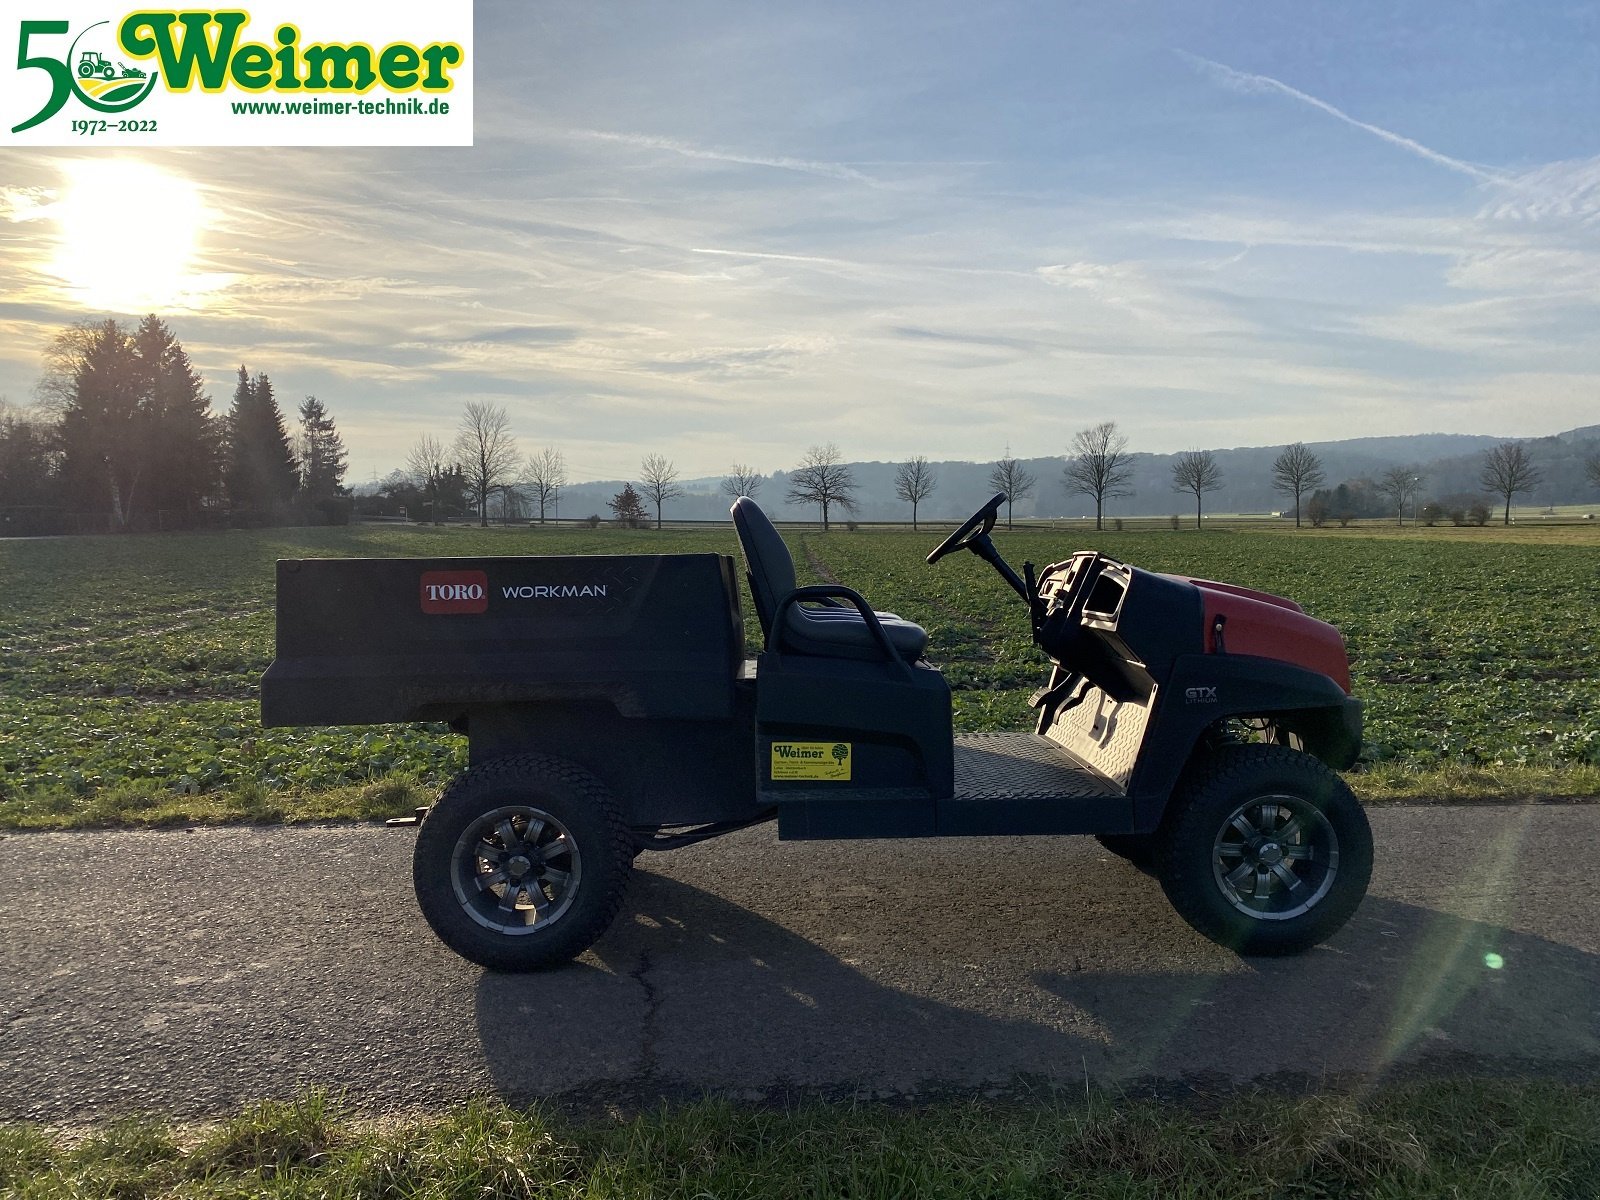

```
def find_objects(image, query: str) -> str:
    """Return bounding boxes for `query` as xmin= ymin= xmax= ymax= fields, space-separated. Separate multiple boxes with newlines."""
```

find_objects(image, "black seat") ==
xmin=731 ymin=497 xmax=928 ymax=663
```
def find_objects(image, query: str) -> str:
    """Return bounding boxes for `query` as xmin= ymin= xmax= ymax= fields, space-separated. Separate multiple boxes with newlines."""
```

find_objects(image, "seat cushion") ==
xmin=785 ymin=604 xmax=928 ymax=662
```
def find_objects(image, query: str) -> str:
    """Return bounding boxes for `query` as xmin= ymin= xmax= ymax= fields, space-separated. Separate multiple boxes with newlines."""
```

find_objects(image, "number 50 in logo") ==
xmin=12 ymin=19 xmax=159 ymax=133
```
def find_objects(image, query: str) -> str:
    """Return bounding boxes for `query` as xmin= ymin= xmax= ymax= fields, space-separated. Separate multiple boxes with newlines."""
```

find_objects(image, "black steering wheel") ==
xmin=927 ymin=493 xmax=1006 ymax=564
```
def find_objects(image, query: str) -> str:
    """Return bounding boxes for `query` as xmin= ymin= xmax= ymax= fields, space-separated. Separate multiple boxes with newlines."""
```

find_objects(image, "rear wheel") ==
xmin=1155 ymin=745 xmax=1371 ymax=955
xmin=413 ymin=754 xmax=633 ymax=971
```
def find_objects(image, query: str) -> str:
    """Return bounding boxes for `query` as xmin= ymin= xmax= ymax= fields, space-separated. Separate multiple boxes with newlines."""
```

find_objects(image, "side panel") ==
xmin=464 ymin=696 xmax=759 ymax=828
xmin=756 ymin=652 xmax=954 ymax=840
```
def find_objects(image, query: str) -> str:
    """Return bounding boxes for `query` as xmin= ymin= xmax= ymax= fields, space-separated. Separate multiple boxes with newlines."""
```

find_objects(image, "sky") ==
xmin=2 ymin=0 xmax=1598 ymax=486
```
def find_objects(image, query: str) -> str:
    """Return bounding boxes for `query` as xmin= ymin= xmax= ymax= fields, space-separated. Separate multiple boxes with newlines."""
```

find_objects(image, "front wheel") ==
xmin=1155 ymin=745 xmax=1372 ymax=956
xmin=413 ymin=754 xmax=633 ymax=971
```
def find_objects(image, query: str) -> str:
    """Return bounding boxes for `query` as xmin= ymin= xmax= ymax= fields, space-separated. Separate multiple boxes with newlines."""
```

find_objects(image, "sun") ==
xmin=49 ymin=159 xmax=208 ymax=312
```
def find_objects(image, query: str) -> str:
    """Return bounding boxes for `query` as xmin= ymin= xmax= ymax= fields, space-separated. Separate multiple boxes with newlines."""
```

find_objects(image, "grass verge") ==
xmin=0 ymin=764 xmax=1596 ymax=832
xmin=4 ymin=1082 xmax=1598 ymax=1199
xmin=0 ymin=776 xmax=432 ymax=831
xmin=1350 ymin=761 xmax=1600 ymax=805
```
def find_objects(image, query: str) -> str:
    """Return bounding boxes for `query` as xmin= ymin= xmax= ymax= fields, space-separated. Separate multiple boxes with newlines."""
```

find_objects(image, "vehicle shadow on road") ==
xmin=474 ymin=868 xmax=1600 ymax=1106
xmin=1033 ymin=895 xmax=1600 ymax=1087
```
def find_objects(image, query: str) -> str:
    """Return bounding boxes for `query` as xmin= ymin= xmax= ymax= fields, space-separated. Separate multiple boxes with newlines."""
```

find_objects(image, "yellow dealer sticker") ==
xmin=770 ymin=741 xmax=851 ymax=781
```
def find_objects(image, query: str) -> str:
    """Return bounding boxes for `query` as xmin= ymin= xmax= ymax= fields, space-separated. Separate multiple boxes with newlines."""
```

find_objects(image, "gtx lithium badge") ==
xmin=1185 ymin=686 xmax=1218 ymax=704
xmin=420 ymin=570 xmax=488 ymax=614
xmin=769 ymin=742 xmax=852 ymax=781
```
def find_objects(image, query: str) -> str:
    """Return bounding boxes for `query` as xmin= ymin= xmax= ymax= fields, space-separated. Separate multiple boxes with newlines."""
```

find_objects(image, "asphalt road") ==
xmin=2 ymin=806 xmax=1598 ymax=1121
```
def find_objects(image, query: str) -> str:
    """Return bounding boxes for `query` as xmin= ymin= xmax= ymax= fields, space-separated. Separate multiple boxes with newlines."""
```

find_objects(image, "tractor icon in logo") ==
xmin=77 ymin=51 xmax=147 ymax=82
xmin=69 ymin=23 xmax=158 ymax=108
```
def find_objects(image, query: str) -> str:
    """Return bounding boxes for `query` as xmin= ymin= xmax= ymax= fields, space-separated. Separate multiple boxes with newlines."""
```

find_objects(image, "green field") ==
xmin=1 ymin=522 xmax=1597 ymax=826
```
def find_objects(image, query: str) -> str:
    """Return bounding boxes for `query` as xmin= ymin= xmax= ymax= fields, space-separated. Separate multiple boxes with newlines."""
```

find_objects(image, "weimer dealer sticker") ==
xmin=2 ymin=1 xmax=472 ymax=146
xmin=770 ymin=742 xmax=853 ymax=781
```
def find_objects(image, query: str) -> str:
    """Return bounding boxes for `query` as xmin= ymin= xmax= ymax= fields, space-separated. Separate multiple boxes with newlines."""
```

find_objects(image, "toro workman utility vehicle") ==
xmin=262 ymin=494 xmax=1371 ymax=970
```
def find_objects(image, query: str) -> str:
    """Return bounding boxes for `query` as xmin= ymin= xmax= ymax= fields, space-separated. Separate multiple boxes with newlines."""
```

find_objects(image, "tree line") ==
xmin=372 ymin=400 xmax=1600 ymax=533
xmin=7 ymin=325 xmax=1597 ymax=535
xmin=0 ymin=316 xmax=349 ymax=534
xmin=375 ymin=403 xmax=1595 ymax=535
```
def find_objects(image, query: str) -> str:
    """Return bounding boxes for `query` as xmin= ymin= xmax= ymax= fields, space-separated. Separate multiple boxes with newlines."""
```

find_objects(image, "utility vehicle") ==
xmin=261 ymin=494 xmax=1371 ymax=970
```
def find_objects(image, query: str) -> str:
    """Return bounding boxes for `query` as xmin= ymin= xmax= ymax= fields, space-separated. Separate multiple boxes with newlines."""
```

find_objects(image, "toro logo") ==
xmin=420 ymin=570 xmax=488 ymax=614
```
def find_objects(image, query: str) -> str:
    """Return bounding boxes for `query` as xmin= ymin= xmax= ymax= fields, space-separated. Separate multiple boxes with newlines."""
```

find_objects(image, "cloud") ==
xmin=0 ymin=185 xmax=54 ymax=223
xmin=1179 ymin=52 xmax=1508 ymax=185
xmin=1480 ymin=155 xmax=1600 ymax=226
xmin=565 ymin=128 xmax=883 ymax=186
xmin=466 ymin=325 xmax=582 ymax=345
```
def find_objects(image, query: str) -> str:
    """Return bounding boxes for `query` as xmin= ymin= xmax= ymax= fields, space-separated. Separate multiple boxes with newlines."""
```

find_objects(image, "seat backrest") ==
xmin=731 ymin=497 xmax=795 ymax=635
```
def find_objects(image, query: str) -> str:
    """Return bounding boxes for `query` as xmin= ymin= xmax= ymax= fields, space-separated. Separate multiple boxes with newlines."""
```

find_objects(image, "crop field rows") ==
xmin=1 ymin=523 xmax=1596 ymax=823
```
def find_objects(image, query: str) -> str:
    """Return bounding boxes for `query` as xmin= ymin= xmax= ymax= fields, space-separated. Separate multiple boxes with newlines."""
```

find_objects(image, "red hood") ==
xmin=1163 ymin=574 xmax=1350 ymax=693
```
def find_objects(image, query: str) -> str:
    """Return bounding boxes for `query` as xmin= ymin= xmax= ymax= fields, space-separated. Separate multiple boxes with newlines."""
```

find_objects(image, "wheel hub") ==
xmin=449 ymin=805 xmax=582 ymax=935
xmin=1212 ymin=794 xmax=1339 ymax=922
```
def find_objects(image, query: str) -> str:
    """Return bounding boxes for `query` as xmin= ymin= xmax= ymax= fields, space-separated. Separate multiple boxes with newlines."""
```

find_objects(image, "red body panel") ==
xmin=1174 ymin=576 xmax=1304 ymax=614
xmin=1192 ymin=584 xmax=1351 ymax=694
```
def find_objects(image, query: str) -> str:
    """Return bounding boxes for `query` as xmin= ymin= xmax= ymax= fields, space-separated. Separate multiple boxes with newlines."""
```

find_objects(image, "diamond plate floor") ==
xmin=953 ymin=732 xmax=1121 ymax=802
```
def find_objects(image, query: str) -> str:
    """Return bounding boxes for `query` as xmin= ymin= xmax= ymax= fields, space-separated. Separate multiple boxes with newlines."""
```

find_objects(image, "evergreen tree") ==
xmin=225 ymin=367 xmax=298 ymax=511
xmin=0 ymin=401 xmax=58 ymax=508
xmin=131 ymin=315 xmax=221 ymax=516
xmin=296 ymin=395 xmax=348 ymax=502
xmin=608 ymin=482 xmax=649 ymax=528
xmin=56 ymin=319 xmax=144 ymax=526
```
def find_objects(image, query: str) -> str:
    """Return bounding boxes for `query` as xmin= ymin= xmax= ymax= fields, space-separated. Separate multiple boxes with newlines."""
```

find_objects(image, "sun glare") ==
xmin=49 ymin=159 xmax=207 ymax=312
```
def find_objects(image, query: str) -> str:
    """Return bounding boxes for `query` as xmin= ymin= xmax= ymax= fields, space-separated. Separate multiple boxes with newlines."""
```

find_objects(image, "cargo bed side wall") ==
xmin=262 ymin=553 xmax=744 ymax=727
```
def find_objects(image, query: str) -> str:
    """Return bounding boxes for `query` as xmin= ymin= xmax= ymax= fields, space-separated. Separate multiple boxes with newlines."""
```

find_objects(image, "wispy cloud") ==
xmin=1481 ymin=156 xmax=1600 ymax=225
xmin=1178 ymin=52 xmax=1508 ymax=185
xmin=566 ymin=128 xmax=883 ymax=186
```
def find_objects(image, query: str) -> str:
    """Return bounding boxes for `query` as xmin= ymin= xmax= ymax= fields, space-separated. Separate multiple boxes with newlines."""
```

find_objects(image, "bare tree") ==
xmin=638 ymin=453 xmax=683 ymax=529
xmin=893 ymin=456 xmax=938 ymax=530
xmin=1271 ymin=443 xmax=1326 ymax=529
xmin=720 ymin=463 xmax=764 ymax=501
xmin=785 ymin=442 xmax=857 ymax=531
xmin=452 ymin=401 xmax=519 ymax=527
xmin=1480 ymin=442 xmax=1541 ymax=526
xmin=1377 ymin=466 xmax=1426 ymax=526
xmin=496 ymin=482 xmax=528 ymax=521
xmin=404 ymin=434 xmax=453 ymax=524
xmin=987 ymin=447 xmax=1036 ymax=529
xmin=1064 ymin=421 xmax=1134 ymax=531
xmin=1170 ymin=449 xmax=1224 ymax=529
xmin=524 ymin=446 xmax=566 ymax=523
xmin=1586 ymin=449 xmax=1600 ymax=492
